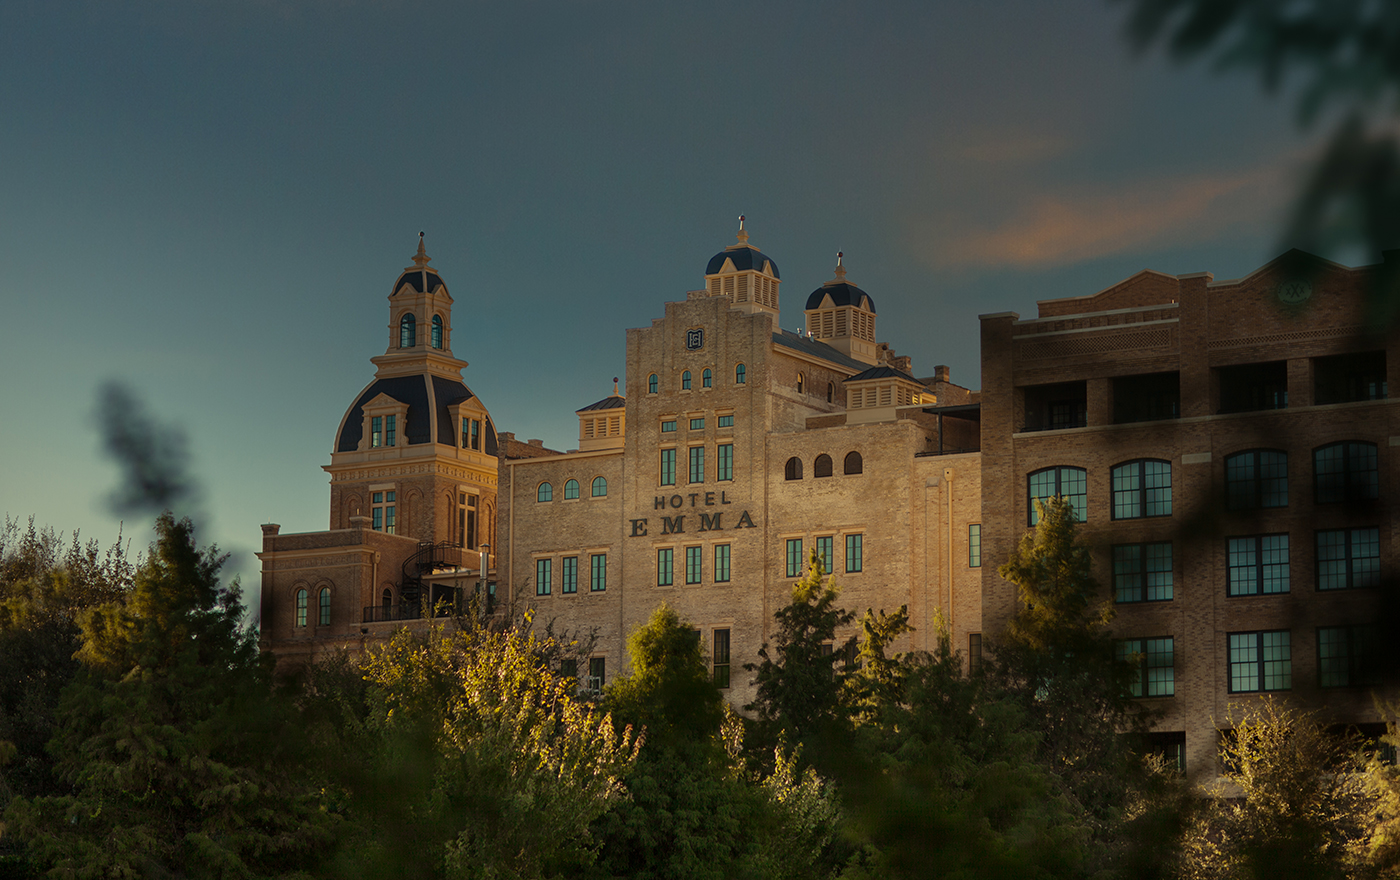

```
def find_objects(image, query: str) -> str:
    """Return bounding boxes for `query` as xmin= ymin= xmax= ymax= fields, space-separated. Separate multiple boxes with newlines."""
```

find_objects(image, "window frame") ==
xmin=1313 ymin=441 xmax=1379 ymax=504
xmin=1117 ymin=637 xmax=1175 ymax=698
xmin=318 ymin=587 xmax=331 ymax=626
xmin=561 ymin=556 xmax=578 ymax=594
xmin=1316 ymin=527 xmax=1381 ymax=590
xmin=815 ymin=536 xmax=834 ymax=574
xmin=589 ymin=553 xmax=607 ymax=592
xmin=1318 ymin=624 xmax=1381 ymax=688
xmin=563 ymin=479 xmax=580 ymax=500
xmin=814 ymin=454 xmax=833 ymax=478
xmin=657 ymin=548 xmax=673 ymax=587
xmin=1225 ymin=449 xmax=1289 ymax=510
xmin=659 ymin=448 xmax=676 ymax=486
xmin=785 ymin=538 xmax=803 ymax=578
xmin=1027 ymin=466 xmax=1087 ymax=525
xmin=735 ymin=363 xmax=746 ymax=384
xmin=648 ymin=373 xmax=658 ymax=394
xmin=688 ymin=446 xmax=705 ymax=483
xmin=591 ymin=476 xmax=607 ymax=497
xmin=537 ymin=482 xmax=553 ymax=502
xmin=1226 ymin=534 xmax=1290 ymax=596
xmin=1228 ymin=630 xmax=1292 ymax=693
xmin=717 ymin=443 xmax=733 ymax=481
xmin=714 ymin=544 xmax=731 ymax=582
xmin=1112 ymin=542 xmax=1174 ymax=603
xmin=845 ymin=533 xmax=863 ymax=573
xmin=843 ymin=451 xmax=862 ymax=475
xmin=702 ymin=368 xmax=712 ymax=388
xmin=713 ymin=629 xmax=731 ymax=688
xmin=295 ymin=588 xmax=308 ymax=627
xmin=685 ymin=546 xmax=702 ymax=584
xmin=399 ymin=313 xmax=415 ymax=348
xmin=535 ymin=558 xmax=552 ymax=596
xmin=682 ymin=370 xmax=692 ymax=390
xmin=968 ymin=524 xmax=981 ymax=568
xmin=431 ymin=314 xmax=443 ymax=349
xmin=1111 ymin=459 xmax=1172 ymax=520
xmin=784 ymin=457 xmax=802 ymax=481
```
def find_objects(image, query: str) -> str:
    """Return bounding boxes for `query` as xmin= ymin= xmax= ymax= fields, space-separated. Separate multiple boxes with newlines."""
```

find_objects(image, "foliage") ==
xmin=605 ymin=604 xmax=724 ymax=750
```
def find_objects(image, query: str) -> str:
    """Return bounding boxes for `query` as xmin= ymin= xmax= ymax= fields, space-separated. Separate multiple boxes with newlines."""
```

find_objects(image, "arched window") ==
xmin=399 ymin=313 xmax=416 ymax=348
xmin=1314 ymin=441 xmax=1379 ymax=503
xmin=736 ymin=363 xmax=746 ymax=384
xmin=1111 ymin=460 xmax=1172 ymax=519
xmin=844 ymin=451 xmax=863 ymax=474
xmin=381 ymin=588 xmax=392 ymax=616
xmin=1225 ymin=450 xmax=1288 ymax=509
xmin=1028 ymin=466 xmax=1088 ymax=525
xmin=682 ymin=371 xmax=692 ymax=390
xmin=431 ymin=315 xmax=443 ymax=349
xmin=648 ymin=373 xmax=658 ymax=394
xmin=537 ymin=482 xmax=553 ymax=502
xmin=797 ymin=372 xmax=805 ymax=394
xmin=318 ymin=588 xmax=331 ymax=626
xmin=295 ymin=589 xmax=308 ymax=627
xmin=814 ymin=454 xmax=833 ymax=477
xmin=784 ymin=456 xmax=803 ymax=481
xmin=592 ymin=476 xmax=608 ymax=497
xmin=564 ymin=479 xmax=580 ymax=500
xmin=702 ymin=368 xmax=712 ymax=388
xmin=827 ymin=382 xmax=834 ymax=403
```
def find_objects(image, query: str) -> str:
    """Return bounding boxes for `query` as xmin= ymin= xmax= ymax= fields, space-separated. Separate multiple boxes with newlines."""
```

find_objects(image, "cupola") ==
xmin=704 ymin=216 xmax=781 ymax=318
xmin=576 ymin=379 xmax=626 ymax=451
xmin=385 ymin=233 xmax=455 ymax=359
xmin=804 ymin=252 xmax=878 ymax=365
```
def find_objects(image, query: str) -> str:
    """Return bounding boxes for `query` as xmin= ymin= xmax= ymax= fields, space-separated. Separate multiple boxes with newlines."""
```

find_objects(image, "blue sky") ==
xmin=0 ymin=0 xmax=1335 ymax=595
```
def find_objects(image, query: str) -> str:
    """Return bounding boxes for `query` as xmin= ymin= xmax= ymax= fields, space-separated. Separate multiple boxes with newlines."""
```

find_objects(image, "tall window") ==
xmin=1111 ymin=460 xmax=1171 ymax=519
xmin=1227 ymin=535 xmax=1290 ymax=596
xmin=814 ymin=454 xmax=833 ymax=478
xmin=371 ymin=416 xmax=383 ymax=448
xmin=1117 ymin=637 xmax=1175 ymax=697
xmin=588 ymin=657 xmax=605 ymax=691
xmin=1229 ymin=631 xmax=1291 ymax=692
xmin=590 ymin=554 xmax=607 ymax=592
xmin=1113 ymin=543 xmax=1173 ymax=602
xmin=1225 ymin=450 xmax=1289 ymax=509
xmin=827 ymin=382 xmax=834 ymax=403
xmin=815 ymin=536 xmax=834 ymax=574
xmin=844 ymin=451 xmax=863 ymax=475
xmin=682 ymin=370 xmax=692 ymax=390
xmin=318 ymin=588 xmax=331 ymax=626
xmin=384 ymin=415 xmax=396 ymax=447
xmin=968 ymin=524 xmax=981 ymax=567
xmin=1314 ymin=441 xmax=1379 ymax=503
xmin=382 ymin=588 xmax=392 ymax=616
xmin=1028 ymin=466 xmax=1087 ymax=525
xmin=535 ymin=558 xmax=552 ymax=596
xmin=537 ymin=482 xmax=553 ymax=502
xmin=702 ymin=368 xmax=712 ymax=388
xmin=846 ymin=534 xmax=863 ymax=573
xmin=686 ymin=546 xmax=702 ymax=584
xmin=717 ymin=444 xmax=733 ymax=481
xmin=660 ymin=449 xmax=676 ymax=486
xmin=1318 ymin=625 xmax=1380 ymax=687
xmin=399 ymin=313 xmax=415 ymax=348
xmin=785 ymin=538 xmax=803 ymax=578
xmin=657 ymin=549 xmax=673 ymax=587
xmin=295 ymin=589 xmax=307 ymax=627
xmin=561 ymin=556 xmax=578 ymax=594
xmin=461 ymin=418 xmax=480 ymax=451
xmin=591 ymin=477 xmax=608 ymax=497
xmin=714 ymin=544 xmax=731 ymax=582
xmin=735 ymin=363 xmax=746 ymax=384
xmin=648 ymin=373 xmax=658 ymax=394
xmin=371 ymin=491 xmax=396 ymax=534
xmin=564 ymin=479 xmax=580 ymax=500
xmin=968 ymin=633 xmax=983 ymax=674
xmin=797 ymin=372 xmax=805 ymax=394
xmin=431 ymin=314 xmax=443 ymax=349
xmin=458 ymin=493 xmax=477 ymax=550
xmin=713 ymin=629 xmax=731 ymax=688
xmin=689 ymin=447 xmax=705 ymax=483
xmin=784 ymin=457 xmax=803 ymax=480
xmin=1316 ymin=527 xmax=1380 ymax=590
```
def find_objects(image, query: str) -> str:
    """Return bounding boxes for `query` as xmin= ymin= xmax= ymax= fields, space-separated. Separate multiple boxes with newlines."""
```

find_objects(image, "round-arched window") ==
xmin=399 ymin=313 xmax=416 ymax=348
xmin=592 ymin=476 xmax=608 ymax=497
xmin=648 ymin=374 xmax=658 ymax=394
xmin=537 ymin=482 xmax=553 ymax=502
xmin=844 ymin=451 xmax=863 ymax=475
xmin=702 ymin=368 xmax=712 ymax=388
xmin=319 ymin=587 xmax=331 ymax=626
xmin=682 ymin=371 xmax=692 ymax=390
xmin=827 ymin=382 xmax=834 ymax=403
xmin=431 ymin=315 xmax=444 ymax=349
xmin=736 ymin=363 xmax=746 ymax=384
xmin=564 ymin=479 xmax=580 ymax=500
xmin=381 ymin=587 xmax=392 ymax=615
xmin=814 ymin=454 xmax=833 ymax=477
xmin=784 ymin=457 xmax=803 ymax=481
xmin=295 ymin=588 xmax=308 ymax=627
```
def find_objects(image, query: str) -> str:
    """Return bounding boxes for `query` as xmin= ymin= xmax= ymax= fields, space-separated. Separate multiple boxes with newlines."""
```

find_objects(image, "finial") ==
xmin=412 ymin=232 xmax=431 ymax=268
xmin=831 ymin=250 xmax=847 ymax=282
xmin=612 ymin=377 xmax=620 ymax=395
xmin=736 ymin=214 xmax=749 ymax=246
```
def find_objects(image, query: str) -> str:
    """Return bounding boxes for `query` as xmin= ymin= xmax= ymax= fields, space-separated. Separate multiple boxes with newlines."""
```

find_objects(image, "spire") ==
xmin=412 ymin=231 xmax=431 ymax=269
xmin=735 ymin=214 xmax=749 ymax=246
xmin=829 ymin=251 xmax=848 ymax=284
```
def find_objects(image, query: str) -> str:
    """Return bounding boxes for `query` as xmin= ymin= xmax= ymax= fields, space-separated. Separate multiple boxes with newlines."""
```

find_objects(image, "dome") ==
xmin=392 ymin=268 xmax=445 ymax=295
xmin=705 ymin=245 xmax=781 ymax=279
xmin=806 ymin=281 xmax=876 ymax=314
xmin=335 ymin=373 xmax=496 ymax=454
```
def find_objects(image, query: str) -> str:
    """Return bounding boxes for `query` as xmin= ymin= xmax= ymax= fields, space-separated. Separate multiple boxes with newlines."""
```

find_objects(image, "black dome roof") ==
xmin=805 ymin=281 xmax=876 ymax=314
xmin=393 ymin=268 xmax=445 ymax=295
xmin=705 ymin=245 xmax=780 ymax=279
xmin=336 ymin=373 xmax=495 ymax=454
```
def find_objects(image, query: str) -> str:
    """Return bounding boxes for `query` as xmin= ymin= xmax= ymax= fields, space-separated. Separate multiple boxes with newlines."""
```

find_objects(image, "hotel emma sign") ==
xmin=629 ymin=491 xmax=755 ymax=537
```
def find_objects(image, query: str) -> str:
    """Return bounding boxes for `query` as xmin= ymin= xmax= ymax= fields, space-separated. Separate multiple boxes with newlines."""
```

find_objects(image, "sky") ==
xmin=0 ymin=0 xmax=1344 ymax=598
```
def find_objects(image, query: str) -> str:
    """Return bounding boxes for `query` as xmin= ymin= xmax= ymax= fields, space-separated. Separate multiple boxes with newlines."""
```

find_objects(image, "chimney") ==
xmin=934 ymin=365 xmax=950 ymax=383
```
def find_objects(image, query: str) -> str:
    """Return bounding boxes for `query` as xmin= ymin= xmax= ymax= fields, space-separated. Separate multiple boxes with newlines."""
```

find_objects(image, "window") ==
xmin=968 ymin=524 xmax=981 ymax=567
xmin=786 ymin=538 xmax=803 ymax=578
xmin=1027 ymin=466 xmax=1087 ymax=525
xmin=1117 ymin=638 xmax=1175 ymax=697
xmin=537 ymin=482 xmax=553 ymax=502
xmin=718 ymin=414 xmax=734 ymax=428
xmin=458 ymin=493 xmax=477 ymax=550
xmin=1225 ymin=450 xmax=1288 ymax=509
xmin=717 ymin=444 xmax=733 ymax=481
xmin=564 ymin=479 xmax=580 ymax=500
xmin=1112 ymin=372 xmax=1179 ymax=423
xmin=1316 ymin=527 xmax=1380 ymax=590
xmin=714 ymin=545 xmax=731 ymax=582
xmin=686 ymin=546 xmax=702 ymax=584
xmin=1318 ymin=625 xmax=1381 ymax=687
xmin=591 ymin=476 xmax=607 ymax=497
xmin=714 ymin=629 xmax=731 ymax=688
xmin=588 ymin=656 xmax=605 ymax=691
xmin=1217 ymin=361 xmax=1287 ymax=413
xmin=1146 ymin=732 xmax=1186 ymax=774
xmin=1229 ymin=630 xmax=1291 ymax=692
xmin=815 ymin=536 xmax=833 ymax=574
xmin=1023 ymin=381 xmax=1087 ymax=431
xmin=461 ymin=417 xmax=481 ymax=450
xmin=371 ymin=491 xmax=396 ymax=534
xmin=844 ymin=451 xmax=862 ymax=475
xmin=590 ymin=554 xmax=607 ymax=591
xmin=382 ymin=588 xmax=392 ymax=616
xmin=1315 ymin=350 xmax=1387 ymax=404
xmin=385 ymin=415 xmax=396 ymax=447
xmin=1111 ymin=460 xmax=1171 ymax=519
xmin=827 ymin=382 xmax=834 ymax=403
xmin=399 ymin=313 xmax=415 ymax=348
xmin=688 ymin=447 xmax=704 ymax=483
xmin=682 ymin=370 xmax=692 ymax=390
xmin=536 ymin=558 xmax=552 ymax=596
xmin=797 ymin=372 xmax=805 ymax=394
xmin=968 ymin=633 xmax=983 ymax=674
xmin=660 ymin=449 xmax=676 ymax=486
xmin=661 ymin=420 xmax=677 ymax=433
xmin=559 ymin=658 xmax=578 ymax=682
xmin=657 ymin=549 xmax=673 ymax=587
xmin=1113 ymin=543 xmax=1173 ymax=602
xmin=561 ymin=556 xmax=578 ymax=594
xmin=736 ymin=364 xmax=746 ymax=384
xmin=846 ymin=534 xmax=863 ymax=573
xmin=318 ymin=588 xmax=330 ymax=625
xmin=1314 ymin=441 xmax=1379 ymax=504
xmin=784 ymin=457 xmax=802 ymax=480
xmin=1227 ymin=535 xmax=1290 ymax=595
xmin=295 ymin=589 xmax=307 ymax=627
xmin=371 ymin=415 xmax=395 ymax=448
xmin=702 ymin=368 xmax=712 ymax=388
xmin=814 ymin=454 xmax=833 ymax=478
xmin=431 ymin=314 xmax=443 ymax=349
xmin=648 ymin=373 xmax=658 ymax=394
xmin=689 ymin=417 xmax=705 ymax=430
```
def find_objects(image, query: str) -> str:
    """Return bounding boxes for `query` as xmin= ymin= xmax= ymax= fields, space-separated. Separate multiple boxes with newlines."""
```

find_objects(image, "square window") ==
xmin=1318 ymin=625 xmax=1381 ymax=687
xmin=1227 ymin=535 xmax=1290 ymax=596
xmin=1314 ymin=442 xmax=1379 ymax=504
xmin=1117 ymin=637 xmax=1175 ymax=697
xmin=1028 ymin=467 xmax=1087 ymax=525
xmin=1113 ymin=543 xmax=1173 ymax=602
xmin=1112 ymin=460 xmax=1172 ymax=519
xmin=1226 ymin=450 xmax=1289 ymax=509
xmin=1317 ymin=527 xmax=1380 ymax=590
xmin=1229 ymin=630 xmax=1291 ymax=693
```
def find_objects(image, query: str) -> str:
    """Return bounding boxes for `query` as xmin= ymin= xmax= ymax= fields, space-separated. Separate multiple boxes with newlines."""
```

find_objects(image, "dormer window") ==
xmin=431 ymin=315 xmax=444 ymax=349
xmin=371 ymin=415 xmax=396 ymax=448
xmin=399 ymin=313 xmax=416 ymax=348
xmin=462 ymin=417 xmax=482 ymax=451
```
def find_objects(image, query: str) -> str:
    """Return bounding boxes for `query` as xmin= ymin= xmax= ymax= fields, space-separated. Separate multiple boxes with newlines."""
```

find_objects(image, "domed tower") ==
xmin=804 ymin=252 xmax=878 ymax=365
xmin=324 ymin=235 xmax=499 ymax=552
xmin=703 ymin=216 xmax=781 ymax=318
